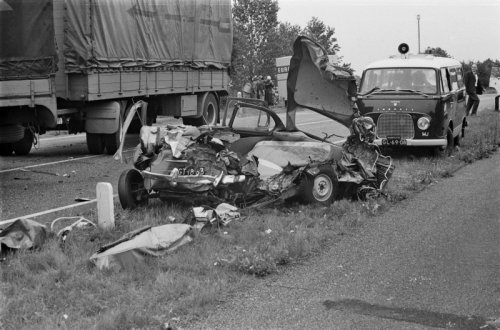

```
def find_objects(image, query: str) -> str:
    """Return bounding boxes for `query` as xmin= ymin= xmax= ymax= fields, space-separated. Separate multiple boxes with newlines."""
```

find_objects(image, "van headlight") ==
xmin=417 ymin=117 xmax=430 ymax=130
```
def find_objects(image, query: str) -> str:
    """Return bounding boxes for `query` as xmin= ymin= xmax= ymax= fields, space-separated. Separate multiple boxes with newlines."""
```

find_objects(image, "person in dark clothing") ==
xmin=264 ymin=76 xmax=274 ymax=106
xmin=464 ymin=64 xmax=483 ymax=116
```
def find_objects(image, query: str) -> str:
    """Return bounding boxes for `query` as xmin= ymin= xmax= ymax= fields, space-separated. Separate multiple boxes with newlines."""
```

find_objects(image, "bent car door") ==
xmin=286 ymin=36 xmax=358 ymax=130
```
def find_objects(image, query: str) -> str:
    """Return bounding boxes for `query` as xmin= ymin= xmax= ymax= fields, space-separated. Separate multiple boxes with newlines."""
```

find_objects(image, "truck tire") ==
xmin=12 ymin=129 xmax=33 ymax=155
xmin=182 ymin=93 xmax=218 ymax=126
xmin=201 ymin=93 xmax=218 ymax=126
xmin=298 ymin=165 xmax=338 ymax=205
xmin=86 ymin=133 xmax=105 ymax=154
xmin=118 ymin=169 xmax=148 ymax=209
xmin=104 ymin=131 xmax=120 ymax=155
xmin=0 ymin=143 xmax=13 ymax=156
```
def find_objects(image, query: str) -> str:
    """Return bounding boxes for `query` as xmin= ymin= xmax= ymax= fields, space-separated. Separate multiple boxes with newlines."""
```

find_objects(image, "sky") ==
xmin=277 ymin=0 xmax=500 ymax=75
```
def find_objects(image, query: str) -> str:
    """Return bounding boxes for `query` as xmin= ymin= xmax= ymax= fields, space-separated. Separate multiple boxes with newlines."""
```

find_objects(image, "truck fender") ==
xmin=84 ymin=101 xmax=121 ymax=134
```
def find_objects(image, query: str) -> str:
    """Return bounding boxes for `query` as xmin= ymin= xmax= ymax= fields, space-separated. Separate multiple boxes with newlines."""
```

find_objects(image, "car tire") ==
xmin=118 ymin=169 xmax=148 ymax=209
xmin=299 ymin=165 xmax=338 ymax=205
xmin=86 ymin=133 xmax=105 ymax=154
xmin=12 ymin=129 xmax=33 ymax=155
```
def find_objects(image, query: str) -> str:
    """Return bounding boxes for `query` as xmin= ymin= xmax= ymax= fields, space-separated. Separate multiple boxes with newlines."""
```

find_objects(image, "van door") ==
xmin=440 ymin=68 xmax=454 ymax=136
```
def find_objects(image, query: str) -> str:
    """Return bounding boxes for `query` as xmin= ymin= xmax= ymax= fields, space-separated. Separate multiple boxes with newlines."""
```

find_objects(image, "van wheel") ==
xmin=434 ymin=127 xmax=454 ymax=157
xmin=12 ymin=129 xmax=33 ymax=155
xmin=118 ymin=169 xmax=148 ymax=209
xmin=299 ymin=165 xmax=338 ymax=205
xmin=86 ymin=133 xmax=105 ymax=154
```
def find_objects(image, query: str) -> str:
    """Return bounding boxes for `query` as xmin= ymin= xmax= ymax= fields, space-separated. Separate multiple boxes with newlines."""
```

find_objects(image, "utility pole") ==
xmin=417 ymin=14 xmax=421 ymax=54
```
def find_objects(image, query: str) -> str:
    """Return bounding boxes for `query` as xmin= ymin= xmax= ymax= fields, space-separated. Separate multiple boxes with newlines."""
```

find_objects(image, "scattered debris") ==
xmin=74 ymin=197 xmax=91 ymax=202
xmin=50 ymin=216 xmax=96 ymax=243
xmin=89 ymin=224 xmax=194 ymax=271
xmin=0 ymin=219 xmax=47 ymax=255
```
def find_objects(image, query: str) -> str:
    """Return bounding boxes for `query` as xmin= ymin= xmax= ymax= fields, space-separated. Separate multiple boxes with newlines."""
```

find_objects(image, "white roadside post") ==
xmin=96 ymin=182 xmax=115 ymax=230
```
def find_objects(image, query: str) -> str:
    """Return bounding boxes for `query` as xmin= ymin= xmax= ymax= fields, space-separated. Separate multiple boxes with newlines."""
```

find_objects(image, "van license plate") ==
xmin=382 ymin=137 xmax=406 ymax=146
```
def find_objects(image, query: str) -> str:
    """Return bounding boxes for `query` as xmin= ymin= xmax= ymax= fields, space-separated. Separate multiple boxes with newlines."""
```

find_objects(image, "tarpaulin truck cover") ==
xmin=0 ymin=0 xmax=232 ymax=78
xmin=64 ymin=0 xmax=232 ymax=72
xmin=0 ymin=0 xmax=58 ymax=79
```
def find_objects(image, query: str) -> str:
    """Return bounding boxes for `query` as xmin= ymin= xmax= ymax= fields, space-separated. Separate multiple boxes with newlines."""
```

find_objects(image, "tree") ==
xmin=424 ymin=46 xmax=451 ymax=58
xmin=272 ymin=22 xmax=302 ymax=58
xmin=231 ymin=0 xmax=279 ymax=92
xmin=301 ymin=17 xmax=340 ymax=54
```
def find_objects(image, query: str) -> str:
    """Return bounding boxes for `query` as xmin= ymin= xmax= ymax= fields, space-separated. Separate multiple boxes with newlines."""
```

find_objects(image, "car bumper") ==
xmin=375 ymin=138 xmax=447 ymax=147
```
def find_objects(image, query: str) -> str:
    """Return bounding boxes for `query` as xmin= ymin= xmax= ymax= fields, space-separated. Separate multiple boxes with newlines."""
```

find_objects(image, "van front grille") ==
xmin=376 ymin=113 xmax=414 ymax=139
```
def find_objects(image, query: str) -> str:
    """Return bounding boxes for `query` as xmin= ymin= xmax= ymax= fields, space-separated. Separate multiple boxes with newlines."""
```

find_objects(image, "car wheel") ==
xmin=12 ymin=129 xmax=33 ymax=155
xmin=86 ymin=133 xmax=105 ymax=154
xmin=299 ymin=165 xmax=338 ymax=205
xmin=118 ymin=169 xmax=148 ymax=209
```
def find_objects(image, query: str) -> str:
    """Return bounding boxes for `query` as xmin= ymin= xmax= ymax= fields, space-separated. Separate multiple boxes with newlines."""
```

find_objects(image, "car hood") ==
xmin=286 ymin=36 xmax=357 ymax=130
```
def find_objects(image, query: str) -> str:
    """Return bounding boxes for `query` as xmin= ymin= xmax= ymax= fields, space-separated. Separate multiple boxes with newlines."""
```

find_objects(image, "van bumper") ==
xmin=375 ymin=138 xmax=447 ymax=147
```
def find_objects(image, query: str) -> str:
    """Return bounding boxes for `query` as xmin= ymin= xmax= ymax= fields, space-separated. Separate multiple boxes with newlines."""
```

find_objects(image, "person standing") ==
xmin=264 ymin=76 xmax=274 ymax=106
xmin=464 ymin=64 xmax=483 ymax=116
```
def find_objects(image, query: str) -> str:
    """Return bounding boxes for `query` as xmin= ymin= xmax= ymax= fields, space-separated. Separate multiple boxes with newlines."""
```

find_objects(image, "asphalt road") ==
xmin=187 ymin=151 xmax=500 ymax=329
xmin=0 ymin=133 xmax=139 ymax=221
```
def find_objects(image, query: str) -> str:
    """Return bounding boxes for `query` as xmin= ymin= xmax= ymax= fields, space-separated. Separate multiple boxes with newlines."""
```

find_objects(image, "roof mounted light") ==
xmin=398 ymin=43 xmax=409 ymax=55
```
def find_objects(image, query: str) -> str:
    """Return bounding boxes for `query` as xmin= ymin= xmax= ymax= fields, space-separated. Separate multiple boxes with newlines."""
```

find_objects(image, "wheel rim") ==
xmin=204 ymin=103 xmax=216 ymax=125
xmin=130 ymin=180 xmax=146 ymax=203
xmin=312 ymin=174 xmax=333 ymax=202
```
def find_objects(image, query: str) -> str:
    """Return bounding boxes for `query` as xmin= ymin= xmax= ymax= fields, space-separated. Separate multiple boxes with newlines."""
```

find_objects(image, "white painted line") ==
xmin=0 ymin=147 xmax=136 ymax=174
xmin=0 ymin=194 xmax=119 ymax=227
xmin=0 ymin=155 xmax=100 ymax=174
xmin=296 ymin=120 xmax=330 ymax=127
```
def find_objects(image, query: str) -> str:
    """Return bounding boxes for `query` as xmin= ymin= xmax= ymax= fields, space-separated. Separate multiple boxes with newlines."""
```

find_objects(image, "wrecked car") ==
xmin=115 ymin=36 xmax=394 ymax=210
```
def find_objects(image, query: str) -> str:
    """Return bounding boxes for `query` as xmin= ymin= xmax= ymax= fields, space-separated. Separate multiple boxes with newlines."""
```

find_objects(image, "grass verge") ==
xmin=1 ymin=112 xmax=499 ymax=330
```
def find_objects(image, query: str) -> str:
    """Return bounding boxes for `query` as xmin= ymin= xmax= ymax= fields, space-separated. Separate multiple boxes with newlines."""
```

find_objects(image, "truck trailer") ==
xmin=0 ymin=0 xmax=232 ymax=155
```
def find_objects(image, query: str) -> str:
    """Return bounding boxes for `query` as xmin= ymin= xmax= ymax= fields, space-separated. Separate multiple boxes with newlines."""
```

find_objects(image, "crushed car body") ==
xmin=114 ymin=36 xmax=394 ymax=210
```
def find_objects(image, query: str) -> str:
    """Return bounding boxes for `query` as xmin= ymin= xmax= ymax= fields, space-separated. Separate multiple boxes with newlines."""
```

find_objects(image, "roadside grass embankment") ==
xmin=1 ymin=111 xmax=499 ymax=330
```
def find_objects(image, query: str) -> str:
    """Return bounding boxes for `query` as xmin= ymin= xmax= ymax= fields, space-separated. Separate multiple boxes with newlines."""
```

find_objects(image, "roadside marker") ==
xmin=96 ymin=182 xmax=115 ymax=230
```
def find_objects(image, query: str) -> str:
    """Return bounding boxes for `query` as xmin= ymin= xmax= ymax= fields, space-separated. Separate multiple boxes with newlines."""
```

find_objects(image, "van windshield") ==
xmin=360 ymin=68 xmax=437 ymax=94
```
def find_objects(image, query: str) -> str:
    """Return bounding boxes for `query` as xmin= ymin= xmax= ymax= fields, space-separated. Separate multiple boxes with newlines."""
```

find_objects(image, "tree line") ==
xmin=230 ymin=0 xmax=499 ymax=95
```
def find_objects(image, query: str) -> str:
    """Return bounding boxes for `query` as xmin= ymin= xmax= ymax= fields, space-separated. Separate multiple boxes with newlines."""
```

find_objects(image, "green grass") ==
xmin=1 ymin=111 xmax=499 ymax=330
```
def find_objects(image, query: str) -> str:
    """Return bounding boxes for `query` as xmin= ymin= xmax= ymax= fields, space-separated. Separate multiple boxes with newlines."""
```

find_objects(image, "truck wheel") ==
xmin=86 ymin=133 xmax=105 ymax=154
xmin=12 ymin=129 xmax=33 ymax=155
xmin=0 ymin=143 xmax=13 ymax=156
xmin=118 ymin=169 xmax=148 ymax=209
xmin=299 ymin=165 xmax=338 ymax=205
xmin=104 ymin=131 xmax=120 ymax=155
xmin=201 ymin=93 xmax=218 ymax=126
xmin=182 ymin=93 xmax=218 ymax=126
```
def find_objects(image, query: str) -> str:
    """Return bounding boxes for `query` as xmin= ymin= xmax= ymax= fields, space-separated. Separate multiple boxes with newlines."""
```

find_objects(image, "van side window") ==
xmin=456 ymin=67 xmax=464 ymax=88
xmin=449 ymin=68 xmax=458 ymax=90
xmin=440 ymin=68 xmax=450 ymax=93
